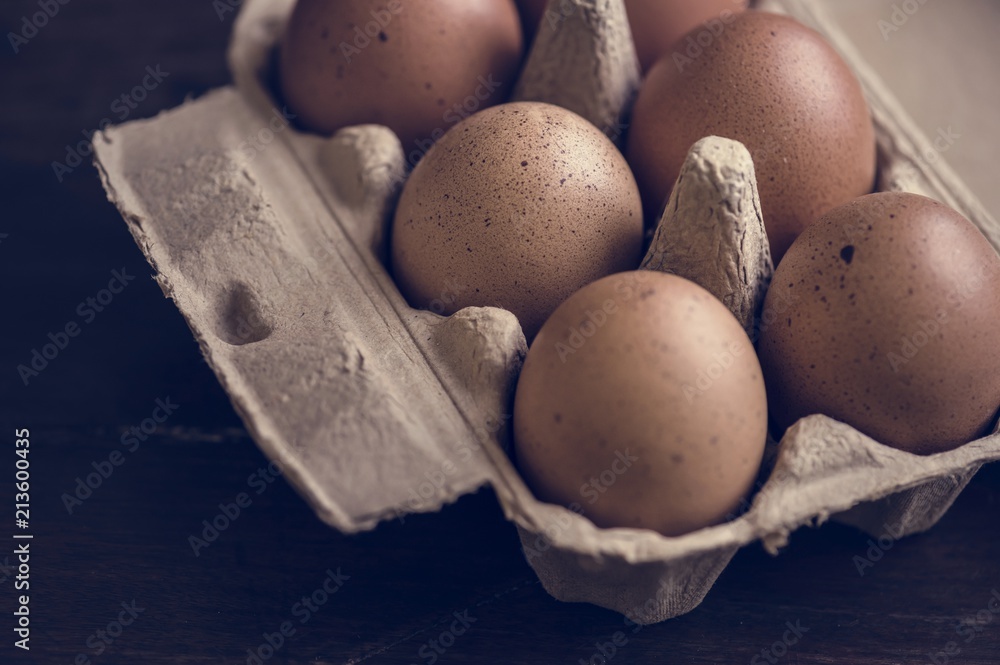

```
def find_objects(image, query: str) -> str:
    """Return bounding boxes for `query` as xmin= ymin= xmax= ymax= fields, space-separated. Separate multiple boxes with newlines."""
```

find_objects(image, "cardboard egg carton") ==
xmin=93 ymin=0 xmax=1000 ymax=624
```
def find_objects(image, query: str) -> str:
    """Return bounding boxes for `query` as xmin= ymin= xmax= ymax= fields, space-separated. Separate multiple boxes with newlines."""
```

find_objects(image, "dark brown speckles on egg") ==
xmin=626 ymin=11 xmax=876 ymax=263
xmin=390 ymin=102 xmax=644 ymax=340
xmin=759 ymin=192 xmax=1000 ymax=455
xmin=279 ymin=0 xmax=523 ymax=147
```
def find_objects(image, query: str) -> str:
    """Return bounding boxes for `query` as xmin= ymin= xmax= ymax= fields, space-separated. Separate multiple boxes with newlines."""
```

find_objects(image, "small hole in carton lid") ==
xmin=215 ymin=282 xmax=274 ymax=346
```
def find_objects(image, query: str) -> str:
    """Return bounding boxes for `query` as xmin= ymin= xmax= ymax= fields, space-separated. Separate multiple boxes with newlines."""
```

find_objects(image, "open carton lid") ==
xmin=93 ymin=0 xmax=1000 ymax=623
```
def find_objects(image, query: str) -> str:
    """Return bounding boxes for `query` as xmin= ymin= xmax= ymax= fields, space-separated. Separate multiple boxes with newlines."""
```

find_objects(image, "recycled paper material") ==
xmin=94 ymin=0 xmax=1000 ymax=624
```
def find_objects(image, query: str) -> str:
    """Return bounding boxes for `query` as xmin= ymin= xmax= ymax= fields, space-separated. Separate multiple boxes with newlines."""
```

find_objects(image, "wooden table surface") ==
xmin=1 ymin=1 xmax=998 ymax=663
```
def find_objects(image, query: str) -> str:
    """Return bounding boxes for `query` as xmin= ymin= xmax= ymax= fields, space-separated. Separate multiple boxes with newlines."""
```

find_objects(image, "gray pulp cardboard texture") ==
xmin=93 ymin=0 xmax=1000 ymax=624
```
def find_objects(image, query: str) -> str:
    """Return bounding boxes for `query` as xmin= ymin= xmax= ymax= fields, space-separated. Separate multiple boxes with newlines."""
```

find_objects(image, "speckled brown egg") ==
xmin=626 ymin=10 xmax=876 ymax=262
xmin=515 ymin=0 xmax=748 ymax=72
xmin=391 ymin=101 xmax=644 ymax=340
xmin=279 ymin=0 xmax=523 ymax=154
xmin=758 ymin=192 xmax=1000 ymax=454
xmin=513 ymin=271 xmax=768 ymax=536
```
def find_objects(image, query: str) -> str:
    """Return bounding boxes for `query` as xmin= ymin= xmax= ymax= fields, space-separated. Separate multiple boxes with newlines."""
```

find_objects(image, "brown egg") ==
xmin=514 ymin=271 xmax=768 ymax=536
xmin=626 ymin=10 xmax=876 ymax=262
xmin=758 ymin=192 xmax=1000 ymax=454
xmin=279 ymin=0 xmax=523 ymax=156
xmin=515 ymin=0 xmax=748 ymax=72
xmin=391 ymin=102 xmax=644 ymax=340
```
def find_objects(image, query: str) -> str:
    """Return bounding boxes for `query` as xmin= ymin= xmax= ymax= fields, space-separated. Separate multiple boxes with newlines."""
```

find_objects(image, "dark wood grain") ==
xmin=1 ymin=1 xmax=999 ymax=664
xmin=1 ymin=431 xmax=999 ymax=664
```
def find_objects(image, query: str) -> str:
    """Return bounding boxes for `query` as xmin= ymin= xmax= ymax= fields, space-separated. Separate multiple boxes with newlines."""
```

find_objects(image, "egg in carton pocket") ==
xmin=92 ymin=0 xmax=1000 ymax=624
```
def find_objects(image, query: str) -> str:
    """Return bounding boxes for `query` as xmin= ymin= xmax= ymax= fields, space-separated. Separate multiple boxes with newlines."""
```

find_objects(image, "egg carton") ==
xmin=92 ymin=0 xmax=1000 ymax=624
